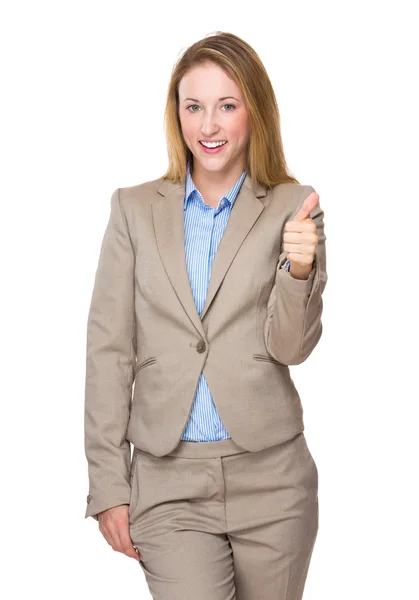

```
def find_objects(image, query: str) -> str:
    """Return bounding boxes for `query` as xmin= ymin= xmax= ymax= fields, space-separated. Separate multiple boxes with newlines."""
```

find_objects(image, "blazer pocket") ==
xmin=134 ymin=356 xmax=157 ymax=375
xmin=253 ymin=353 xmax=285 ymax=366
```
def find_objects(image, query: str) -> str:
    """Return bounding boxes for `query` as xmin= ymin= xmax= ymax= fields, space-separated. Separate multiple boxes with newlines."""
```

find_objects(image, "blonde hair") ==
xmin=160 ymin=31 xmax=300 ymax=189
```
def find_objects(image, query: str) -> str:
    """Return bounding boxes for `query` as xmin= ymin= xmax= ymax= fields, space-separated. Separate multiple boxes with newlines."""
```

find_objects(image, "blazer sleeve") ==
xmin=263 ymin=185 xmax=328 ymax=365
xmin=84 ymin=188 xmax=136 ymax=520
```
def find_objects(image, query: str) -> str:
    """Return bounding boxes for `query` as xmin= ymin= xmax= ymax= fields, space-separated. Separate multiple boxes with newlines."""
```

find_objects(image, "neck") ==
xmin=190 ymin=161 xmax=246 ymax=198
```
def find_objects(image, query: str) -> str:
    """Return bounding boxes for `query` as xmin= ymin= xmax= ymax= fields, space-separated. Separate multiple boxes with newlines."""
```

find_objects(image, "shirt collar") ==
xmin=184 ymin=160 xmax=247 ymax=210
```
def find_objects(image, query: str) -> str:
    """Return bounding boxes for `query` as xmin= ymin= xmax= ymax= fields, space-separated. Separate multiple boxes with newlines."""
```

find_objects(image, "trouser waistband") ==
xmin=133 ymin=437 xmax=249 ymax=460
xmin=167 ymin=437 xmax=249 ymax=458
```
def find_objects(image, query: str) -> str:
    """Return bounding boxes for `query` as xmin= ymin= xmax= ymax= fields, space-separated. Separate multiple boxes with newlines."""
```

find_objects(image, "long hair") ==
xmin=160 ymin=31 xmax=300 ymax=189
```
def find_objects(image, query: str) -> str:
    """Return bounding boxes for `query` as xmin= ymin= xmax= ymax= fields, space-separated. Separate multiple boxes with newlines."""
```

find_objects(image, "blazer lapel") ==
xmin=153 ymin=173 xmax=268 ymax=336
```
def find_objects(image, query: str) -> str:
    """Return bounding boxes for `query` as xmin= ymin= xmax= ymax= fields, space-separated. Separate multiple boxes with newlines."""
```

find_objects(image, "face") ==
xmin=178 ymin=62 xmax=250 ymax=177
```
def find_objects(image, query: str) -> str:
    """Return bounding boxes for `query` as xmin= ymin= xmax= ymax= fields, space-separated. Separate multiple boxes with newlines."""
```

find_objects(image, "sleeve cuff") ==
xmin=279 ymin=256 xmax=317 ymax=296
xmin=85 ymin=493 xmax=131 ymax=521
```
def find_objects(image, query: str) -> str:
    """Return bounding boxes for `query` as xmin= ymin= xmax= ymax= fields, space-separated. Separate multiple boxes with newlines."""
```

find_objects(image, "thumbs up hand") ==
xmin=283 ymin=191 xmax=320 ymax=279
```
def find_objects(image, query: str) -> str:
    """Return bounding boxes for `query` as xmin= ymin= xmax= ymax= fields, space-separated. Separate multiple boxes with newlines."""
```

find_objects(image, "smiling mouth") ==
xmin=199 ymin=141 xmax=229 ymax=150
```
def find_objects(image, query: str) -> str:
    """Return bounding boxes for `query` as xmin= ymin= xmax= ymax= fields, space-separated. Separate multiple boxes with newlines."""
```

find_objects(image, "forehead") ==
xmin=178 ymin=63 xmax=242 ymax=99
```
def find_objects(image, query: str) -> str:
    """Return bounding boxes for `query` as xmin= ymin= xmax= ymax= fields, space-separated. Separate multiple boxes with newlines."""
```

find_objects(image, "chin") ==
xmin=200 ymin=161 xmax=229 ymax=171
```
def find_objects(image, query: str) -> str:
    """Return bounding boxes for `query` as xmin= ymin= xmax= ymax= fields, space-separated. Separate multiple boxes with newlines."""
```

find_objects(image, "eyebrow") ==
xmin=183 ymin=96 xmax=240 ymax=103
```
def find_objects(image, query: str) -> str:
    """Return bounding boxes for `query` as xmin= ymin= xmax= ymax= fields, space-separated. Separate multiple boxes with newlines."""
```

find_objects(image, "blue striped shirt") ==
xmin=180 ymin=162 xmax=291 ymax=441
xmin=180 ymin=161 xmax=246 ymax=441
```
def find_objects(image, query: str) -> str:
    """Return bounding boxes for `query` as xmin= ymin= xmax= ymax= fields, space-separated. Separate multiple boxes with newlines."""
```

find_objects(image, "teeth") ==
xmin=201 ymin=141 xmax=227 ymax=148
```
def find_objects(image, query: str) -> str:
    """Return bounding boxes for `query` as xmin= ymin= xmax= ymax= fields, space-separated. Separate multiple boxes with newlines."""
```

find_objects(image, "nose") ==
xmin=200 ymin=109 xmax=220 ymax=137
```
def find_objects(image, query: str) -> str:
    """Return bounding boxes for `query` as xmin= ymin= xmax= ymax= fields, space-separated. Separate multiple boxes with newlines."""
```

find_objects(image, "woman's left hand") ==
xmin=283 ymin=192 xmax=319 ymax=276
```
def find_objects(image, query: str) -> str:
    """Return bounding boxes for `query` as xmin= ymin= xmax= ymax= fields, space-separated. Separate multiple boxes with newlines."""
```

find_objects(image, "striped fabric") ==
xmin=181 ymin=161 xmax=290 ymax=441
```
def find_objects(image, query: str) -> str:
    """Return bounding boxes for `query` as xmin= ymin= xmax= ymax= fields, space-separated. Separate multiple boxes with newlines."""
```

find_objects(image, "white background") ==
xmin=2 ymin=1 xmax=418 ymax=598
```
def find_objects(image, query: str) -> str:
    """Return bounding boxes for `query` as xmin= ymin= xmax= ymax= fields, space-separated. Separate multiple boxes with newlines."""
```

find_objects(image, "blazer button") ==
xmin=196 ymin=340 xmax=206 ymax=353
xmin=87 ymin=495 xmax=92 ymax=503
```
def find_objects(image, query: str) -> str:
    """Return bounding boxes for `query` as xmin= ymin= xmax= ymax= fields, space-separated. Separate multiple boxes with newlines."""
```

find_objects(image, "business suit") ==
xmin=84 ymin=168 xmax=327 ymax=599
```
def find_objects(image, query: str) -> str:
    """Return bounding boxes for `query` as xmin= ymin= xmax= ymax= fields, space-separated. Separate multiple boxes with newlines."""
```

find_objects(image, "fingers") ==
xmin=293 ymin=192 xmax=319 ymax=222
xmin=99 ymin=520 xmax=120 ymax=553
xmin=283 ymin=242 xmax=317 ymax=256
xmin=283 ymin=227 xmax=318 ymax=255
xmin=118 ymin=528 xmax=142 ymax=561
xmin=283 ymin=212 xmax=318 ymax=269
xmin=283 ymin=230 xmax=317 ymax=244
xmin=98 ymin=505 xmax=141 ymax=561
xmin=284 ymin=219 xmax=317 ymax=233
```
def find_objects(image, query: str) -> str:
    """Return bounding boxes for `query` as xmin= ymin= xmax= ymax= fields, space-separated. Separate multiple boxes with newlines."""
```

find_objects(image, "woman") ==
xmin=84 ymin=31 xmax=327 ymax=600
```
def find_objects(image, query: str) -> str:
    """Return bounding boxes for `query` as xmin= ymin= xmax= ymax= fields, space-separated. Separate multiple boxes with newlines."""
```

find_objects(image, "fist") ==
xmin=283 ymin=191 xmax=319 ymax=270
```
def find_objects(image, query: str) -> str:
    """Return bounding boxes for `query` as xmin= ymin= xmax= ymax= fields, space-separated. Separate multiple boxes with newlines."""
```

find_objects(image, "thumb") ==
xmin=294 ymin=192 xmax=319 ymax=222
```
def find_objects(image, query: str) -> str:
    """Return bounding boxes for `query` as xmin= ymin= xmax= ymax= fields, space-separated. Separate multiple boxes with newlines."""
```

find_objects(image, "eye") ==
xmin=186 ymin=104 xmax=236 ymax=112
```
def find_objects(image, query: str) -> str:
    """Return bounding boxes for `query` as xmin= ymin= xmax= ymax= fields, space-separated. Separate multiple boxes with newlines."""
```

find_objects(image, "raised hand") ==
xmin=283 ymin=192 xmax=319 ymax=278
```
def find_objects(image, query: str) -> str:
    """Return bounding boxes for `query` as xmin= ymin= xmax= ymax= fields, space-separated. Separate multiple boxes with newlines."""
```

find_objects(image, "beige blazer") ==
xmin=84 ymin=174 xmax=327 ymax=520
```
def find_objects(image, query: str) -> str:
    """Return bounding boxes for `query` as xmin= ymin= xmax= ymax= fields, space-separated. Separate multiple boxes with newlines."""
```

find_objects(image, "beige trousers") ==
xmin=128 ymin=432 xmax=319 ymax=600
